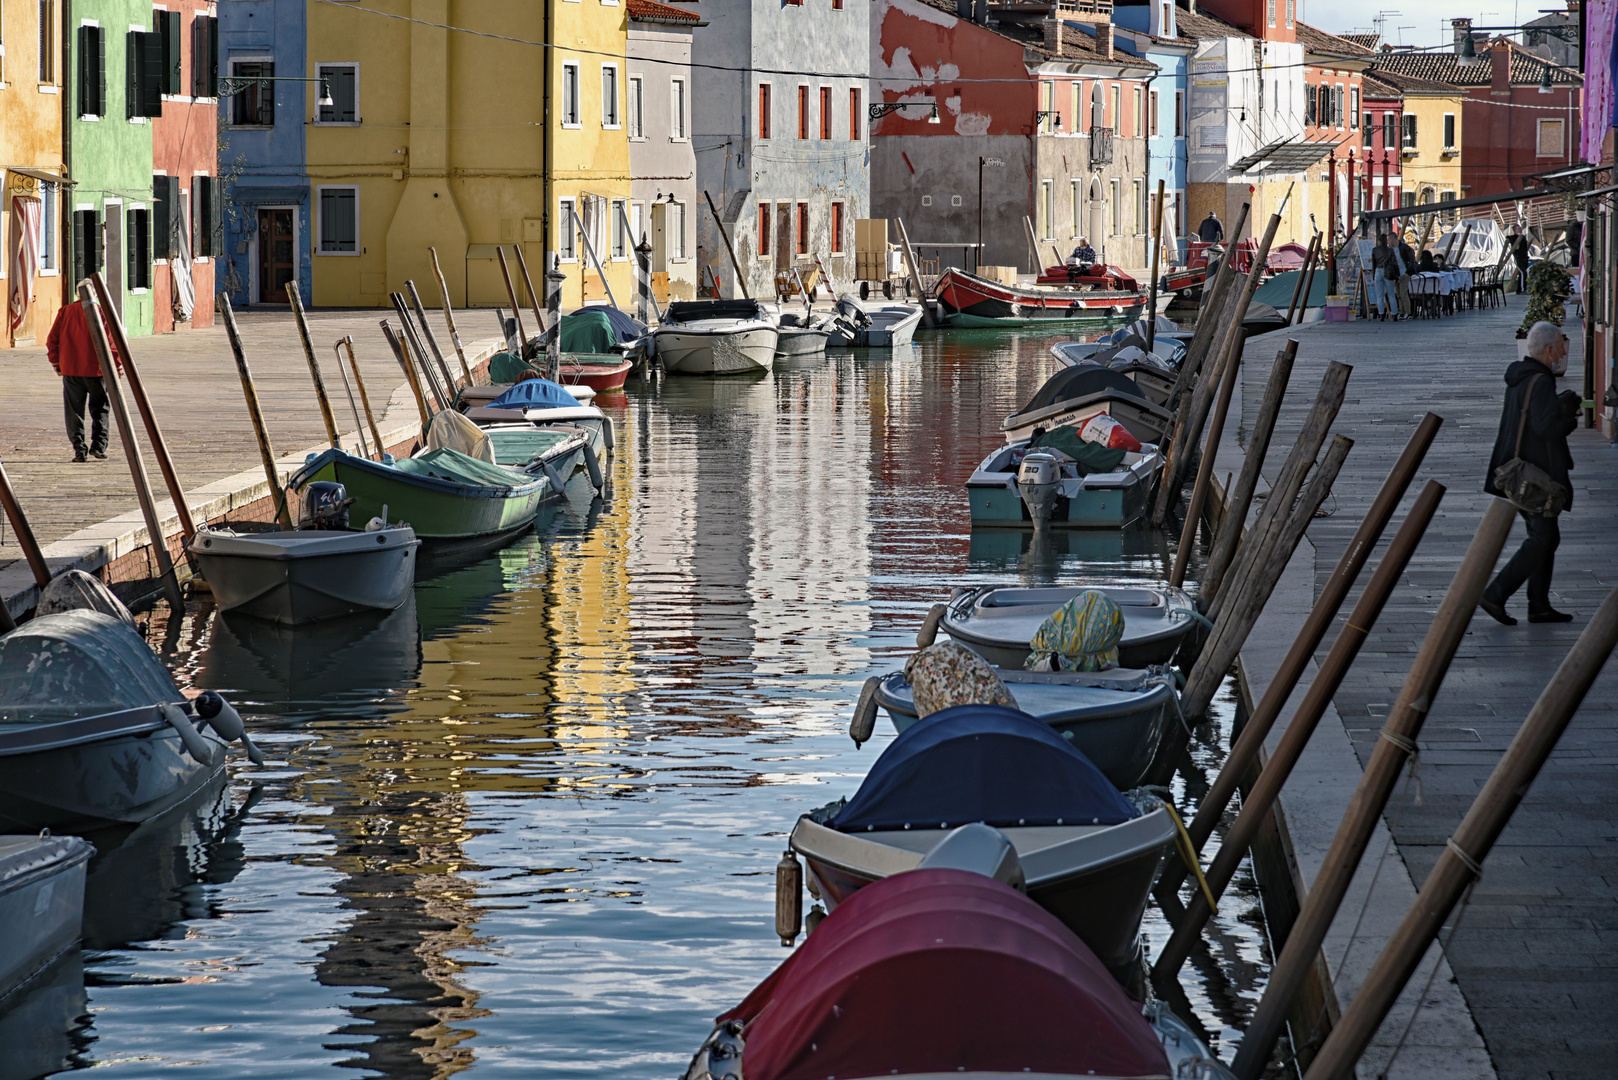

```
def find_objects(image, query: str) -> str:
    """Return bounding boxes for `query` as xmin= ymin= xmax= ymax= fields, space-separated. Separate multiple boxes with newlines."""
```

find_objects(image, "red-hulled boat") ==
xmin=684 ymin=867 xmax=1233 ymax=1080
xmin=555 ymin=354 xmax=633 ymax=393
xmin=934 ymin=268 xmax=1145 ymax=326
xmin=1034 ymin=262 xmax=1140 ymax=291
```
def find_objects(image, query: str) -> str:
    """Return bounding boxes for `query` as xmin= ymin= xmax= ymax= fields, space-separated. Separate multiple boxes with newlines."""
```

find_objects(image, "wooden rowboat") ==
xmin=934 ymin=268 xmax=1144 ymax=326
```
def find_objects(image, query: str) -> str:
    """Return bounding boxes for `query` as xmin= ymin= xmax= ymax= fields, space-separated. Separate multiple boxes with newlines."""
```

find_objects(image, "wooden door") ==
xmin=775 ymin=204 xmax=791 ymax=271
xmin=650 ymin=203 xmax=668 ymax=272
xmin=257 ymin=209 xmax=295 ymax=303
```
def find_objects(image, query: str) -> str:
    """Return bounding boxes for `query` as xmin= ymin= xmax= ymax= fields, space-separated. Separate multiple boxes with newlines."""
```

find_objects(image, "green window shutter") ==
xmin=96 ymin=26 xmax=107 ymax=116
xmin=161 ymin=11 xmax=181 ymax=95
xmin=73 ymin=211 xmax=87 ymax=282
xmin=141 ymin=32 xmax=163 ymax=116
xmin=152 ymin=175 xmax=171 ymax=260
xmin=126 ymin=31 xmax=139 ymax=119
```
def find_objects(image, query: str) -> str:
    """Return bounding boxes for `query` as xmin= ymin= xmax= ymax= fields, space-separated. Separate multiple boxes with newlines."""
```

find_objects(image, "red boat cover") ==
xmin=718 ymin=869 xmax=1170 ymax=1080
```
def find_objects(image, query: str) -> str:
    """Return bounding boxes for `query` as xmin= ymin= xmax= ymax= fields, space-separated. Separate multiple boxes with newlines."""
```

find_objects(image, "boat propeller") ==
xmin=195 ymin=691 xmax=266 ymax=765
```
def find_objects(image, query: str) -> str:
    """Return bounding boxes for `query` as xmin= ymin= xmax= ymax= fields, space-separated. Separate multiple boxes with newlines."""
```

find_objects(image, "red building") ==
xmin=151 ymin=0 xmax=217 ymax=332
xmin=1358 ymin=72 xmax=1406 ymax=217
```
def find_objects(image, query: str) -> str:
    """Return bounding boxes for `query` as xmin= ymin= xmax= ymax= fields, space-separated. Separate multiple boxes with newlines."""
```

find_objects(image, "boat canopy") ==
xmin=829 ymin=703 xmax=1139 ymax=832
xmin=717 ymin=868 xmax=1171 ymax=1080
xmin=1014 ymin=364 xmax=1147 ymax=417
xmin=486 ymin=379 xmax=578 ymax=411
xmin=0 ymin=611 xmax=180 ymax=724
xmin=664 ymin=299 xmax=767 ymax=323
xmin=559 ymin=307 xmax=643 ymax=351
xmin=484 ymin=426 xmax=577 ymax=467
xmin=393 ymin=447 xmax=530 ymax=490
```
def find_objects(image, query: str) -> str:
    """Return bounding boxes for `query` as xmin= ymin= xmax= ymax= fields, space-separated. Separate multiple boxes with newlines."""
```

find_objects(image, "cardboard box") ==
xmin=980 ymin=265 xmax=1019 ymax=286
xmin=855 ymin=219 xmax=888 ymax=254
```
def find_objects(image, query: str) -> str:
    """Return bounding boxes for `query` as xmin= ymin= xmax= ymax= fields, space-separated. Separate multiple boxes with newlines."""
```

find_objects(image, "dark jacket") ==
xmin=1512 ymin=237 xmax=1530 ymax=269
xmin=1370 ymin=243 xmax=1394 ymax=275
xmin=1485 ymin=359 xmax=1576 ymax=509
xmin=1397 ymin=241 xmax=1417 ymax=274
xmin=1198 ymin=216 xmax=1224 ymax=243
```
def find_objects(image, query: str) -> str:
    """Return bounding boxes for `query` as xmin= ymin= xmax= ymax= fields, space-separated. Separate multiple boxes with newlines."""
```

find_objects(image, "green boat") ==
xmin=292 ymin=448 xmax=549 ymax=558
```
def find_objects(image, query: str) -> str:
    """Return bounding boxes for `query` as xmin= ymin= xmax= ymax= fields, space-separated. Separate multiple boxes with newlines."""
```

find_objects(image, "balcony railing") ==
xmin=1089 ymin=126 xmax=1114 ymax=167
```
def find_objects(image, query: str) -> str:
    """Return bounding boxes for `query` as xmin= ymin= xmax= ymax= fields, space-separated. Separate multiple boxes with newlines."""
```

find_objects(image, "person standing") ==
xmin=1512 ymin=231 xmax=1531 ymax=293
xmin=1369 ymin=234 xmax=1396 ymax=321
xmin=1480 ymin=320 xmax=1580 ymax=625
xmin=1197 ymin=212 xmax=1224 ymax=244
xmin=1396 ymin=236 xmax=1416 ymax=318
xmin=46 ymin=294 xmax=119 ymax=463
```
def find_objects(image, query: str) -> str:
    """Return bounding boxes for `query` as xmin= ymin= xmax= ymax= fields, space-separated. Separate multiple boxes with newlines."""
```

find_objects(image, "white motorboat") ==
xmin=938 ymin=584 xmax=1198 ymax=669
xmin=654 ymin=299 xmax=779 ymax=375
xmin=192 ymin=521 xmax=419 ymax=625
xmin=828 ymin=294 xmax=924 ymax=347
xmin=0 ymin=833 xmax=93 ymax=1000
xmin=775 ymin=311 xmax=838 ymax=356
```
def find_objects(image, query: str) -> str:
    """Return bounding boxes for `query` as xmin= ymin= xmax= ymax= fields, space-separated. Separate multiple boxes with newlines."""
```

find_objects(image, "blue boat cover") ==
xmin=485 ymin=379 xmax=577 ymax=411
xmin=831 ymin=704 xmax=1139 ymax=832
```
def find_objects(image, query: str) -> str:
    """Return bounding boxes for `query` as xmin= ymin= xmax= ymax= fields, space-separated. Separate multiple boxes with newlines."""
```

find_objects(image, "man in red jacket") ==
xmin=46 ymin=296 xmax=119 ymax=462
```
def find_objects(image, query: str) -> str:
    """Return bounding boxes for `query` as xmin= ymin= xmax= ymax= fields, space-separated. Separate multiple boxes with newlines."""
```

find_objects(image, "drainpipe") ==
xmin=1144 ymin=72 xmax=1156 ymax=269
xmin=544 ymin=0 xmax=554 ymax=287
xmin=61 ymin=0 xmax=73 ymax=310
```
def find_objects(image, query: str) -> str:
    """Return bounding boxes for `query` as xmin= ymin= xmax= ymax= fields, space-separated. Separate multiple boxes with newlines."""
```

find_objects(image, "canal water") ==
xmin=17 ymin=330 xmax=1274 ymax=1079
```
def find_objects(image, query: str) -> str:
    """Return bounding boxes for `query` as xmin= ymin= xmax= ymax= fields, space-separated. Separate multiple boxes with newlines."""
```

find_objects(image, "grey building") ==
xmin=690 ymin=0 xmax=871 ymax=299
xmin=1521 ymin=2 xmax=1580 ymax=70
xmin=629 ymin=0 xmax=707 ymax=304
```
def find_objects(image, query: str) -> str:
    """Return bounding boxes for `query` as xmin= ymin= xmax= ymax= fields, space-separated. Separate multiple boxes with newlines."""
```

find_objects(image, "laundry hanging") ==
xmin=8 ymin=195 xmax=42 ymax=333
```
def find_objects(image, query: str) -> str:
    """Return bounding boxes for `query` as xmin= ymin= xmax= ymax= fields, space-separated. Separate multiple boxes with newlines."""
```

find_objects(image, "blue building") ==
xmin=217 ymin=0 xmax=311 ymax=307
xmin=1113 ymin=1 xmax=1191 ymax=262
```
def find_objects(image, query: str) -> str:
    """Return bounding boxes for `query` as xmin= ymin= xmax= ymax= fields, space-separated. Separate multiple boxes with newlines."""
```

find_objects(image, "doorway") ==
xmin=650 ymin=202 xmax=668 ymax=272
xmin=258 ymin=209 xmax=296 ymax=303
xmin=104 ymin=201 xmax=124 ymax=321
xmin=776 ymin=204 xmax=792 ymax=272
xmin=1087 ymin=179 xmax=1105 ymax=252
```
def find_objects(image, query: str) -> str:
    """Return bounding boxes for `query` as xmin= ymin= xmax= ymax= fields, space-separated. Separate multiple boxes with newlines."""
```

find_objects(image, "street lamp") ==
xmin=978 ymin=156 xmax=1005 ymax=272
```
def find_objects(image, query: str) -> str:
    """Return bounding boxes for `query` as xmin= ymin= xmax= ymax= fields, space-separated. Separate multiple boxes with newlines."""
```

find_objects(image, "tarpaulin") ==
xmin=8 ymin=195 xmax=41 ymax=333
xmin=485 ymin=378 xmax=577 ymax=411
xmin=718 ymin=868 xmax=1171 ymax=1080
xmin=829 ymin=703 xmax=1138 ymax=832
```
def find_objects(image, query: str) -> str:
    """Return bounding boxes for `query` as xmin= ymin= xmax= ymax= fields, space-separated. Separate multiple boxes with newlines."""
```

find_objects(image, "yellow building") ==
xmin=1 ymin=0 xmax=67 ymax=346
xmin=1390 ymin=77 xmax=1463 ymax=235
xmin=306 ymin=0 xmax=631 ymax=311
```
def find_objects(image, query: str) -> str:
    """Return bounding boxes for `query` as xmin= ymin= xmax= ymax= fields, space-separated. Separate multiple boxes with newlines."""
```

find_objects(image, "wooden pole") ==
xmin=1297 ymin=232 xmax=1323 ymax=324
xmin=1163 ymin=202 xmax=1251 ymax=411
xmin=1301 ymin=585 xmax=1618 ymax=1080
xmin=1200 ymin=341 xmax=1301 ymax=602
xmin=1230 ymin=498 xmax=1519 ymax=1080
xmin=220 ymin=296 xmax=293 ymax=529
xmin=704 ymin=190 xmax=751 ymax=300
xmin=546 ymin=255 xmax=566 ymax=382
xmin=382 ymin=319 xmax=432 ymax=427
xmin=496 ymin=247 xmax=532 ymax=348
xmin=428 ymin=246 xmax=474 ymax=385
xmin=1153 ymin=480 xmax=1445 ymax=988
xmin=0 ymin=454 xmax=50 ymax=589
xmin=330 ymin=340 xmax=371 ymax=459
xmin=1179 ymin=424 xmax=1354 ymax=720
xmin=341 ymin=336 xmax=387 ymax=458
xmin=286 ymin=285 xmax=341 ymax=447
xmin=1168 ymin=326 xmax=1250 ymax=588
xmin=392 ymin=294 xmax=450 ymax=412
xmin=894 ymin=216 xmax=939 ymax=327
xmin=1022 ymin=215 xmax=1041 ymax=273
xmin=1284 ymin=234 xmax=1318 ymax=325
xmin=570 ymin=205 xmax=622 ymax=311
xmin=88 ymin=274 xmax=196 ymax=543
xmin=1146 ymin=178 xmax=1165 ymax=352
xmin=634 ymin=234 xmax=655 ymax=325
xmin=405 ymin=279 xmax=460 ymax=396
xmin=511 ymin=244 xmax=550 ymax=338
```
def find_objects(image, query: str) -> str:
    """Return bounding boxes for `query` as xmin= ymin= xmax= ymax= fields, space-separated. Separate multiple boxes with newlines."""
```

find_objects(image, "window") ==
xmin=1362 ymin=112 xmax=1372 ymax=146
xmin=831 ymin=201 xmax=844 ymax=253
xmin=849 ymin=87 xmax=860 ymax=139
xmin=561 ymin=62 xmax=579 ymax=126
xmin=1110 ymin=178 xmax=1121 ymax=234
xmin=1149 ymin=90 xmax=1158 ymax=136
xmin=1285 ymin=0 xmax=1293 ymax=27
xmin=190 ymin=14 xmax=216 ymax=98
xmin=127 ymin=207 xmax=150 ymax=289
xmin=1305 ymin=85 xmax=1315 ymax=126
xmin=191 ymin=176 xmax=216 ymax=256
xmin=758 ymin=202 xmax=770 ymax=257
xmin=1266 ymin=0 xmax=1275 ymax=25
xmin=1174 ymin=90 xmax=1183 ymax=137
xmin=1072 ymin=81 xmax=1082 ymax=126
xmin=317 ymin=63 xmax=358 ymax=123
xmin=611 ymin=198 xmax=628 ymax=259
xmin=833 ymin=0 xmax=843 ymax=8
xmin=1443 ymin=112 xmax=1456 ymax=150
xmin=819 ymin=86 xmax=831 ymax=139
xmin=1039 ymin=81 xmax=1053 ymax=134
xmin=1334 ymin=86 xmax=1344 ymax=129
xmin=1040 ymin=179 xmax=1053 ymax=239
xmin=627 ymin=75 xmax=644 ymax=137
xmin=1070 ymin=180 xmax=1080 ymax=236
xmin=1383 ymin=111 xmax=1396 ymax=151
xmin=1133 ymin=86 xmax=1143 ymax=137
xmin=797 ymin=85 xmax=808 ymax=139
xmin=72 ymin=207 xmax=100 ymax=282
xmin=796 ymin=202 xmax=808 ymax=254
xmin=580 ymin=194 xmax=607 ymax=262
xmin=601 ymin=65 xmax=619 ymax=127
xmin=39 ymin=184 xmax=58 ymax=271
xmin=1134 ymin=179 xmax=1145 ymax=235
xmin=317 ymin=185 xmax=356 ymax=254
xmin=558 ymin=198 xmax=576 ymax=259
xmin=152 ymin=174 xmax=179 ymax=259
xmin=758 ymin=83 xmax=771 ymax=138
xmin=1402 ymin=112 xmax=1417 ymax=149
xmin=39 ymin=0 xmax=57 ymax=84
xmin=671 ymin=78 xmax=686 ymax=139
xmin=668 ymin=201 xmax=685 ymax=259
xmin=154 ymin=11 xmax=180 ymax=96
xmin=1110 ymin=83 xmax=1120 ymax=129
xmin=1537 ymin=119 xmax=1563 ymax=157
xmin=77 ymin=23 xmax=105 ymax=117
xmin=230 ymin=61 xmax=273 ymax=126
xmin=1349 ymin=89 xmax=1358 ymax=128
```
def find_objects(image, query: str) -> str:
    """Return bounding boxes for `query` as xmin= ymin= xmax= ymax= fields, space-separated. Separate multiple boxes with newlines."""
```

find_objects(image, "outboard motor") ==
xmin=299 ymin=481 xmax=354 ymax=531
xmin=1016 ymin=452 xmax=1063 ymax=526
xmin=834 ymin=292 xmax=872 ymax=327
xmin=918 ymin=822 xmax=1027 ymax=891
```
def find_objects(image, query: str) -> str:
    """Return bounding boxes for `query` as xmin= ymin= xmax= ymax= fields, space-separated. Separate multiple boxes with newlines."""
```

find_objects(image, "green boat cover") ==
xmin=1253 ymin=268 xmax=1327 ymax=310
xmin=394 ymin=447 xmax=532 ymax=490
xmin=487 ymin=351 xmax=536 ymax=383
xmin=0 ymin=610 xmax=180 ymax=723
xmin=1028 ymin=428 xmax=1129 ymax=475
xmin=560 ymin=309 xmax=621 ymax=353
xmin=485 ymin=427 xmax=575 ymax=466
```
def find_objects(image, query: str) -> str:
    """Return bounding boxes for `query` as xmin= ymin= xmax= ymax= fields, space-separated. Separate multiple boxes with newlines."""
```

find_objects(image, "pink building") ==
xmin=151 ymin=0 xmax=218 ymax=332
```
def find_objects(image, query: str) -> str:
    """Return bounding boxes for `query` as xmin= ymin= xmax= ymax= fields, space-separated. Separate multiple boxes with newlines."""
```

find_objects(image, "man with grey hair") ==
xmin=1480 ymin=320 xmax=1580 ymax=624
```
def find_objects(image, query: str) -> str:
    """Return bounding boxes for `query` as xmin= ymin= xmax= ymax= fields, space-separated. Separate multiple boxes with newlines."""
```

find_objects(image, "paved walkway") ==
xmin=1224 ymin=300 xmax=1617 ymax=1080
xmin=0 ymin=308 xmax=488 ymax=580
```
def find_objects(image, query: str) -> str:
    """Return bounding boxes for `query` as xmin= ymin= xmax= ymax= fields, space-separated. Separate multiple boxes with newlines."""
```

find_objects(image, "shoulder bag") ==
xmin=1493 ymin=373 xmax=1570 ymax=516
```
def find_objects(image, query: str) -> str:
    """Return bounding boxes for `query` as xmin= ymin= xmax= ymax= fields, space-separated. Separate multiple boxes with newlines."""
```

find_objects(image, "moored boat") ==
xmin=1050 ymin=343 xmax=1179 ymax=407
xmin=965 ymin=439 xmax=1161 ymax=530
xmin=0 ymin=833 xmax=94 ymax=1000
xmin=190 ymin=523 xmax=419 ymax=626
xmin=934 ymin=268 xmax=1144 ymax=326
xmin=938 ymin=584 xmax=1197 ymax=669
xmin=1002 ymin=363 xmax=1173 ymax=445
xmin=654 ymin=299 xmax=779 ymax=375
xmin=556 ymin=354 xmax=633 ymax=392
xmin=775 ymin=311 xmax=837 ymax=356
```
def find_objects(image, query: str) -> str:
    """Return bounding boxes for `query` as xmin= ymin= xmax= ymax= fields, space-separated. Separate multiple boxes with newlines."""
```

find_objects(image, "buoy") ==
xmin=582 ymin=442 xmax=605 ymax=491
xmin=915 ymin=603 xmax=947 ymax=648
xmin=805 ymin=904 xmax=827 ymax=935
xmin=775 ymin=849 xmax=803 ymax=946
xmin=850 ymin=676 xmax=881 ymax=747
xmin=599 ymin=415 xmax=616 ymax=453
xmin=160 ymin=703 xmax=214 ymax=766
xmin=195 ymin=691 xmax=265 ymax=765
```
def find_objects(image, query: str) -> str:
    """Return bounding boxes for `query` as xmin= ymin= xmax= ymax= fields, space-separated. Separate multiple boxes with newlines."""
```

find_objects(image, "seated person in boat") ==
xmin=1067 ymin=239 xmax=1097 ymax=269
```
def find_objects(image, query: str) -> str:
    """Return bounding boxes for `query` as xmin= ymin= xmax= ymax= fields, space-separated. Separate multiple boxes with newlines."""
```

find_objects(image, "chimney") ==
xmin=1491 ymin=38 xmax=1511 ymax=91
xmin=1096 ymin=19 xmax=1114 ymax=58
xmin=1045 ymin=16 xmax=1063 ymax=52
xmin=1451 ymin=17 xmax=1472 ymax=55
xmin=957 ymin=0 xmax=973 ymax=21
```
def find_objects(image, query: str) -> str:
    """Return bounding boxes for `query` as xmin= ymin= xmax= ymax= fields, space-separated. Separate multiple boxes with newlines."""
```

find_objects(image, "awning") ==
xmin=1228 ymin=138 xmax=1346 ymax=176
xmin=1524 ymin=162 xmax=1612 ymax=190
xmin=4 ymin=167 xmax=75 ymax=186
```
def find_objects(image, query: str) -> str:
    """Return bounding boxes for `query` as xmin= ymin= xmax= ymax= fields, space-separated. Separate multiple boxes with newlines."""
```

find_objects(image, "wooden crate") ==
xmin=855 ymin=218 xmax=888 ymax=255
xmin=979 ymin=265 xmax=1020 ymax=286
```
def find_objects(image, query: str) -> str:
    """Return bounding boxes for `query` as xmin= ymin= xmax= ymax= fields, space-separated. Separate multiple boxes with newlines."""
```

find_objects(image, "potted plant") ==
xmin=1516 ymin=260 xmax=1572 ymax=356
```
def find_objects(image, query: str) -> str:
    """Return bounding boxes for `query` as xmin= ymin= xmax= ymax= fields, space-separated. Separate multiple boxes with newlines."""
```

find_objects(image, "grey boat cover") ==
xmin=664 ymin=299 xmax=769 ymax=323
xmin=1014 ymin=365 xmax=1146 ymax=418
xmin=0 ymin=610 xmax=179 ymax=724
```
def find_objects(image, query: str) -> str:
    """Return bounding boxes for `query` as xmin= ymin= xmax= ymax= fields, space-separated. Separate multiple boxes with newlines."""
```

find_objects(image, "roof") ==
xmin=1362 ymin=69 xmax=1459 ymax=98
xmin=1174 ymin=7 xmax=1250 ymax=41
xmin=910 ymin=0 xmax=1156 ymax=72
xmin=627 ymin=0 xmax=703 ymax=23
xmin=1295 ymin=21 xmax=1374 ymax=57
xmin=1229 ymin=136 xmax=1349 ymax=175
xmin=1372 ymin=39 xmax=1581 ymax=88
xmin=1341 ymin=32 xmax=1380 ymax=50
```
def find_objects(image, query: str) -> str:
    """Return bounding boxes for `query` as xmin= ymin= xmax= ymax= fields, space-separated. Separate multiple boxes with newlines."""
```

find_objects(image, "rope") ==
xmin=1164 ymin=803 xmax=1219 ymax=917
xmin=1445 ymin=837 xmax=1485 ymax=880
xmin=1376 ymin=880 xmax=1478 ymax=1080
xmin=1378 ymin=726 xmax=1419 ymax=754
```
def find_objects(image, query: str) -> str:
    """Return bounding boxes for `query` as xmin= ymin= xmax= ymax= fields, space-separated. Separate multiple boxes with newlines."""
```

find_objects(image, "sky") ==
xmin=1302 ymin=0 xmax=1569 ymax=49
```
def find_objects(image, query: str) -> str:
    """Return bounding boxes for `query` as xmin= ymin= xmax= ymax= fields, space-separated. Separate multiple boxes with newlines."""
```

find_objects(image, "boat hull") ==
xmin=0 ymin=835 xmax=93 ymax=1000
xmin=775 ymin=326 xmax=832 ymax=356
xmin=935 ymin=269 xmax=1144 ymax=325
xmin=858 ymin=306 xmax=924 ymax=346
xmin=940 ymin=584 xmax=1197 ymax=669
xmin=302 ymin=452 xmax=547 ymax=546
xmin=557 ymin=354 xmax=633 ymax=392
xmin=192 ymin=529 xmax=418 ymax=626
xmin=966 ymin=446 xmax=1160 ymax=530
xmin=656 ymin=325 xmax=778 ymax=375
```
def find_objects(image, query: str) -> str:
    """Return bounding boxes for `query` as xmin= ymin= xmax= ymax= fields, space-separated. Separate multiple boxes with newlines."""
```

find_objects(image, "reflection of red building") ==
xmin=151 ymin=0 xmax=217 ymax=333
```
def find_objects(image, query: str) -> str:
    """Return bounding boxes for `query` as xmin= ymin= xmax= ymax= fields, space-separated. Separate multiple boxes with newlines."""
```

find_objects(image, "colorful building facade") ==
xmin=627 ymin=0 xmax=705 ymax=305
xmin=151 ymin=0 xmax=218 ymax=331
xmin=2 ymin=0 xmax=68 ymax=346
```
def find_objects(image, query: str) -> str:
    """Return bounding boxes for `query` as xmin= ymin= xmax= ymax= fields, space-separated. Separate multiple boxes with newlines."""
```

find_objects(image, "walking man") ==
xmin=1480 ymin=320 xmax=1580 ymax=625
xmin=1197 ymin=212 xmax=1224 ymax=244
xmin=1511 ymin=231 xmax=1531 ymax=293
xmin=46 ymin=293 xmax=119 ymax=463
xmin=1369 ymin=233 xmax=1396 ymax=321
xmin=1396 ymin=236 xmax=1416 ymax=318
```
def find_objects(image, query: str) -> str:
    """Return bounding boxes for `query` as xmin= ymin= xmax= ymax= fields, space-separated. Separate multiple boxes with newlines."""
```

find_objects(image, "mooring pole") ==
xmin=546 ymin=256 xmax=566 ymax=383
xmin=1284 ymin=234 xmax=1318 ymax=326
xmin=330 ymin=340 xmax=371 ymax=459
xmin=405 ymin=279 xmax=459 ymax=397
xmin=704 ymin=190 xmax=750 ymax=300
xmin=220 ymin=296 xmax=293 ymax=529
xmin=429 ymin=246 xmax=474 ymax=385
xmin=0 ymin=454 xmax=50 ymax=591
xmin=1145 ymin=178 xmax=1165 ymax=353
xmin=286 ymin=285 xmax=341 ymax=447
xmin=341 ymin=336 xmax=387 ymax=458
xmin=634 ymin=234 xmax=655 ymax=325
xmin=392 ymin=294 xmax=450 ymax=412
xmin=381 ymin=319 xmax=433 ymax=427
xmin=496 ymin=247 xmax=531 ymax=349
xmin=1167 ymin=327 xmax=1255 ymax=588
